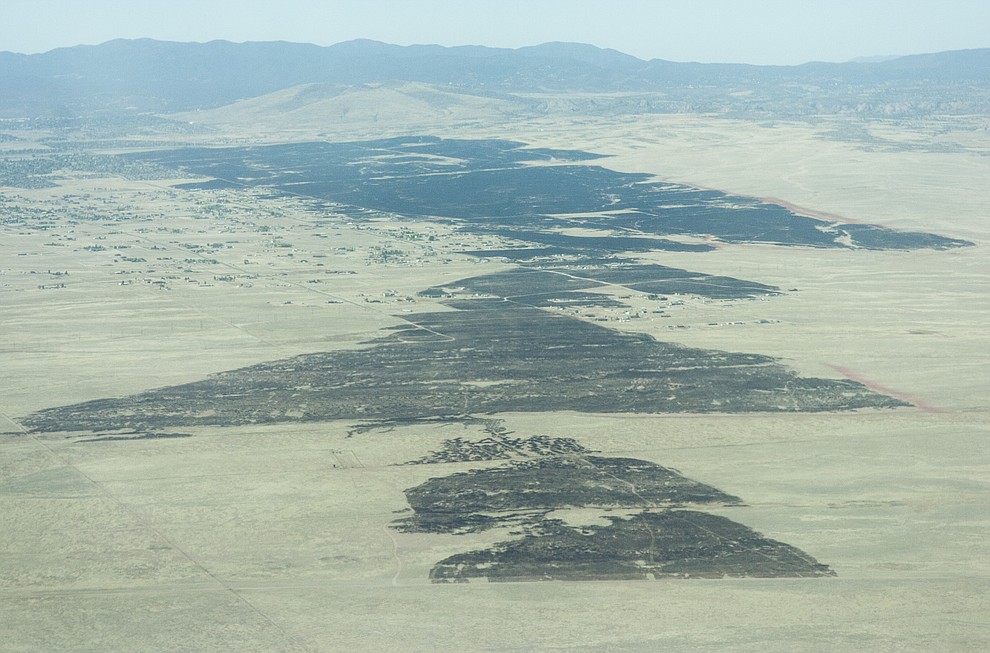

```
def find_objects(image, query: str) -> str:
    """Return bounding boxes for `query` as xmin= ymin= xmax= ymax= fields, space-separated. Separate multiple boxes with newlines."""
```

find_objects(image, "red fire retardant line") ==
xmin=826 ymin=364 xmax=942 ymax=413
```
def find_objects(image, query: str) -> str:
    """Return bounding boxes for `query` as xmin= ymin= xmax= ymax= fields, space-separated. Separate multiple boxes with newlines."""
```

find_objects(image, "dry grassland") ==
xmin=1 ymin=113 xmax=988 ymax=651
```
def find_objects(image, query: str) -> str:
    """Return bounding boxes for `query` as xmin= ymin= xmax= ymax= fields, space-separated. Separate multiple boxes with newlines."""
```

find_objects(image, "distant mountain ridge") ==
xmin=1 ymin=38 xmax=988 ymax=118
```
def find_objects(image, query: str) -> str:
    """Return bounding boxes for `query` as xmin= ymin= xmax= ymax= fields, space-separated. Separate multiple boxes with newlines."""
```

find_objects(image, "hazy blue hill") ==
xmin=0 ymin=39 xmax=332 ymax=114
xmin=877 ymin=48 xmax=990 ymax=81
xmin=516 ymin=41 xmax=646 ymax=68
xmin=0 ymin=38 xmax=987 ymax=117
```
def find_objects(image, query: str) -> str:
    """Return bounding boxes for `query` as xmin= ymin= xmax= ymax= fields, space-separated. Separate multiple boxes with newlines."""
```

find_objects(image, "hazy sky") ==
xmin=4 ymin=0 xmax=989 ymax=64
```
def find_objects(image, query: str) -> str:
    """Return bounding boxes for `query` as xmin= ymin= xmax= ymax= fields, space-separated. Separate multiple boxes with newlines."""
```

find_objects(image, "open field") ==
xmin=2 ymin=112 xmax=989 ymax=651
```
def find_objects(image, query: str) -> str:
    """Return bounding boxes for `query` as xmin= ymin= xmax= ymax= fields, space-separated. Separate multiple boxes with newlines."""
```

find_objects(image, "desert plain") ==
xmin=1 ymin=108 xmax=989 ymax=651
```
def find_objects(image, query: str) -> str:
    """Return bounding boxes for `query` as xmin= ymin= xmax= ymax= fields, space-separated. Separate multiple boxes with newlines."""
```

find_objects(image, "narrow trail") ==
xmin=474 ymin=419 xmax=662 ymax=565
xmin=827 ymin=363 xmax=942 ymax=413
xmin=382 ymin=523 xmax=404 ymax=587
xmin=0 ymin=411 xmax=317 ymax=652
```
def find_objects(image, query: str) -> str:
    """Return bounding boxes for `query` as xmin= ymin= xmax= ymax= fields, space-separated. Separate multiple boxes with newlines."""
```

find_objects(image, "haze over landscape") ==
xmin=6 ymin=0 xmax=990 ymax=64
xmin=1 ymin=2 xmax=989 ymax=652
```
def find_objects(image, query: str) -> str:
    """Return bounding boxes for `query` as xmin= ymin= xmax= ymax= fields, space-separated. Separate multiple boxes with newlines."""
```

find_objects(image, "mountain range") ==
xmin=1 ymin=39 xmax=988 ymax=119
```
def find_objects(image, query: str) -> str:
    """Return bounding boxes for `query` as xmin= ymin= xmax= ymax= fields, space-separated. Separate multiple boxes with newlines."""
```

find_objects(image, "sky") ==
xmin=3 ymin=0 xmax=989 ymax=65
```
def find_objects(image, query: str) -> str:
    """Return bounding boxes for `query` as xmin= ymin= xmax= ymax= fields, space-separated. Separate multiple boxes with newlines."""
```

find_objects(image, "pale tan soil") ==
xmin=1 ymin=112 xmax=988 ymax=651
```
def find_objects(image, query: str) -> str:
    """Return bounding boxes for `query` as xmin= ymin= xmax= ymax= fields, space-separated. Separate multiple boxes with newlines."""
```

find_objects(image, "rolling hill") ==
xmin=1 ymin=39 xmax=987 ymax=119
